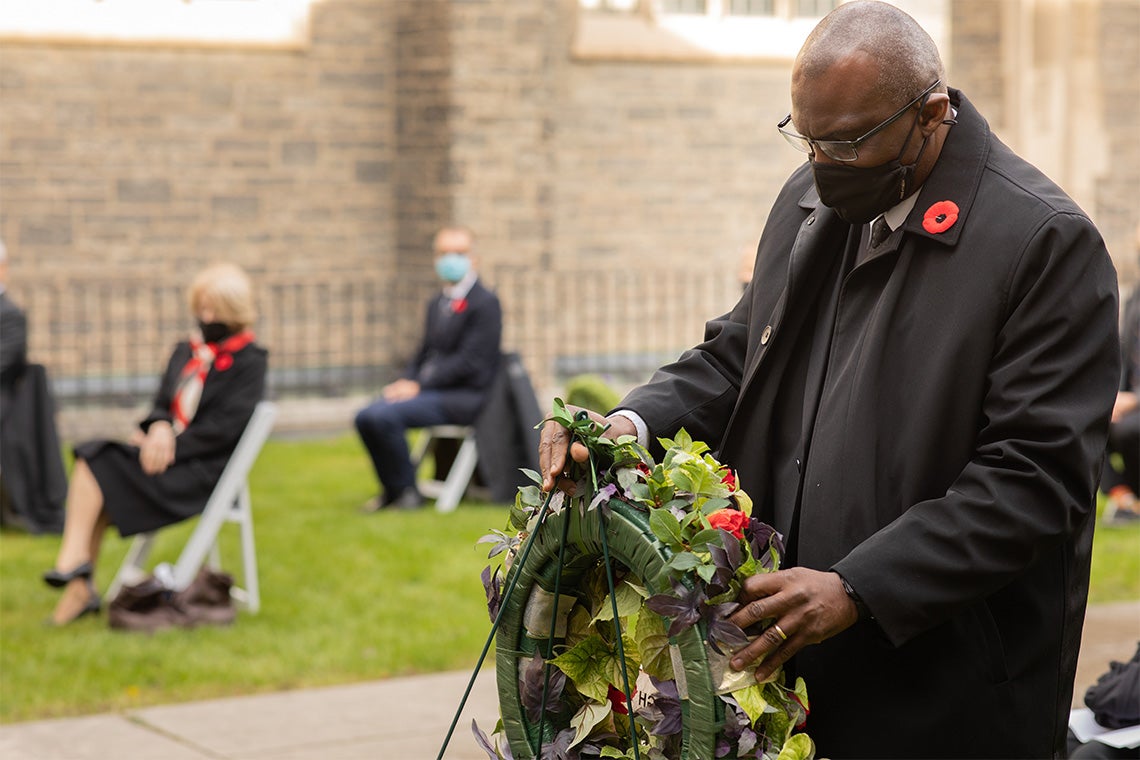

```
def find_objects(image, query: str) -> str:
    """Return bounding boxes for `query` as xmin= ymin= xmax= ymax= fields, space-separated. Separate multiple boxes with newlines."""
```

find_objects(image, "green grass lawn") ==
xmin=1 ymin=434 xmax=1138 ymax=724
xmin=0 ymin=434 xmax=509 ymax=723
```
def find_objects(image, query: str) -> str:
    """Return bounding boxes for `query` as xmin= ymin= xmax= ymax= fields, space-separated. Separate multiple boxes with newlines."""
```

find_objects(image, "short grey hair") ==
xmin=797 ymin=0 xmax=945 ymax=108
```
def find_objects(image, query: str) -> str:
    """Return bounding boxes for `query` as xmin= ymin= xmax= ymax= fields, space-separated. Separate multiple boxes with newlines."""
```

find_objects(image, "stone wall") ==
xmin=1 ymin=0 xmax=1135 ymax=430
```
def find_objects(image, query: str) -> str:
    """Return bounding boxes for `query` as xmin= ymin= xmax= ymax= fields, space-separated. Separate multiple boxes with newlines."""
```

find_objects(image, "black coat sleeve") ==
xmin=0 ymin=295 xmax=28 ymax=383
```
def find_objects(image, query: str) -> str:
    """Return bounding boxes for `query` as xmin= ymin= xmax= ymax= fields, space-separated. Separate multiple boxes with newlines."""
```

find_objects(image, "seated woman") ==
xmin=44 ymin=263 xmax=268 ymax=626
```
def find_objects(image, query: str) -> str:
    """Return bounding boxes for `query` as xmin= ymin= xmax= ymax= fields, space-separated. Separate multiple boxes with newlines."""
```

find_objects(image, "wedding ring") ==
xmin=772 ymin=623 xmax=789 ymax=642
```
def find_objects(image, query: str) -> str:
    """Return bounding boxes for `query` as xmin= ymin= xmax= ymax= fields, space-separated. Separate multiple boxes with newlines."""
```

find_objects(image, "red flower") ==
xmin=707 ymin=508 xmax=748 ymax=540
xmin=720 ymin=469 xmax=737 ymax=492
xmin=922 ymin=200 xmax=959 ymax=234
xmin=607 ymin=684 xmax=636 ymax=715
xmin=451 ymin=298 xmax=468 ymax=314
xmin=214 ymin=354 xmax=234 ymax=372
xmin=637 ymin=462 xmax=652 ymax=477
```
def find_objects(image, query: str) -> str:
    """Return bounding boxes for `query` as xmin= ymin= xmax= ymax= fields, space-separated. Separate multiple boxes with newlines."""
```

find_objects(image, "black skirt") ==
xmin=75 ymin=439 xmax=226 ymax=538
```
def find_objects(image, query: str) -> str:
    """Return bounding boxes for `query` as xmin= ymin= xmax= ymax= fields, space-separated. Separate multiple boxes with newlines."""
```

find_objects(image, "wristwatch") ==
xmin=836 ymin=572 xmax=873 ymax=621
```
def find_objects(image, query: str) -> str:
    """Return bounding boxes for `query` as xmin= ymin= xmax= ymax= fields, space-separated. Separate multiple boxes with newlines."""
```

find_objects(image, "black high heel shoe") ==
xmin=50 ymin=580 xmax=102 ymax=627
xmin=43 ymin=561 xmax=94 ymax=589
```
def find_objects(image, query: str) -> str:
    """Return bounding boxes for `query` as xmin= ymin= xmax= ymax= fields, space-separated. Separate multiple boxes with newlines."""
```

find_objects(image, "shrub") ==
xmin=563 ymin=374 xmax=621 ymax=414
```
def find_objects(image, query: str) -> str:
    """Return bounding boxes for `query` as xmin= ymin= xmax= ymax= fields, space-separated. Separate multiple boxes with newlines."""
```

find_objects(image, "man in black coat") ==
xmin=355 ymin=226 xmax=502 ymax=510
xmin=0 ymin=240 xmax=67 ymax=533
xmin=540 ymin=2 xmax=1120 ymax=757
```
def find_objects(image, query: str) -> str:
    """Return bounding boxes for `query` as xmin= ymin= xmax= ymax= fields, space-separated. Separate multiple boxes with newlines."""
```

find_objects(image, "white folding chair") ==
xmin=411 ymin=424 xmax=479 ymax=513
xmin=106 ymin=400 xmax=278 ymax=613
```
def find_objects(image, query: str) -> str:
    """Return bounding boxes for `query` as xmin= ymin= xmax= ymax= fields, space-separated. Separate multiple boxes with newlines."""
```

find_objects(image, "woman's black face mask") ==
xmin=810 ymin=108 xmax=929 ymax=225
xmin=198 ymin=321 xmax=233 ymax=344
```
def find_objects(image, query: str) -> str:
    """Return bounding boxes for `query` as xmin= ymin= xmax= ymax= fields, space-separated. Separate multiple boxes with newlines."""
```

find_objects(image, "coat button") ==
xmin=760 ymin=325 xmax=773 ymax=345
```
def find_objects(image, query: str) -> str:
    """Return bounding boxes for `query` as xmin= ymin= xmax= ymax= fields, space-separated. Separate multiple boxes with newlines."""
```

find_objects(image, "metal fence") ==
xmin=20 ymin=264 xmax=743 ymax=410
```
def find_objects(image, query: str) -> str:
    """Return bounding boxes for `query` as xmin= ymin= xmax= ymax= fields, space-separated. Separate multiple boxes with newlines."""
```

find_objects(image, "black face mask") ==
xmin=198 ymin=321 xmax=233 ymax=344
xmin=810 ymin=113 xmax=929 ymax=225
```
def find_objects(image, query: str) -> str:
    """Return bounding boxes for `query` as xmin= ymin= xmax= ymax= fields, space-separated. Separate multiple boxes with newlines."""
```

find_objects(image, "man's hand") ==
xmin=383 ymin=378 xmax=421 ymax=402
xmin=138 ymin=421 xmax=176 ymax=475
xmin=726 ymin=567 xmax=859 ymax=682
xmin=538 ymin=405 xmax=636 ymax=492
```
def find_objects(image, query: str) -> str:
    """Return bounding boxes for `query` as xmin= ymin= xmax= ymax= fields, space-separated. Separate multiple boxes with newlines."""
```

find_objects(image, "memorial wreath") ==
xmin=462 ymin=400 xmax=816 ymax=760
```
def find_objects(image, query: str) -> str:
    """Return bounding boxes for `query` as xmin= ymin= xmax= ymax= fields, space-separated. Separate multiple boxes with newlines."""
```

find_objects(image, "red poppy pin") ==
xmin=214 ymin=353 xmax=234 ymax=372
xmin=923 ymin=200 xmax=959 ymax=234
xmin=451 ymin=298 xmax=468 ymax=314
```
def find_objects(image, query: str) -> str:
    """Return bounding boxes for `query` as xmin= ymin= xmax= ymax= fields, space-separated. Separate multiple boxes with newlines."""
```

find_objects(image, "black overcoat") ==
xmin=621 ymin=90 xmax=1120 ymax=757
xmin=77 ymin=339 xmax=268 ymax=537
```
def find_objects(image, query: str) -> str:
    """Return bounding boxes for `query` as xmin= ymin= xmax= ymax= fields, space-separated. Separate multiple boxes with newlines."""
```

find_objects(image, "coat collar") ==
xmin=794 ymin=88 xmax=989 ymax=252
xmin=901 ymin=88 xmax=988 ymax=249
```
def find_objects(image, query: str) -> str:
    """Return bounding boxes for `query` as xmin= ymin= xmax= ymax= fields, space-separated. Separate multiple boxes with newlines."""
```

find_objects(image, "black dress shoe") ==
xmin=391 ymin=487 xmax=425 ymax=510
xmin=43 ymin=561 xmax=94 ymax=589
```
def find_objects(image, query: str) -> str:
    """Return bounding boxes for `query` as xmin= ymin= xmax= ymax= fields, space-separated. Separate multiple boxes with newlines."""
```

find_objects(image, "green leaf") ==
xmin=565 ymin=604 xmax=594 ymax=646
xmin=700 ymin=497 xmax=732 ymax=514
xmin=517 ymin=485 xmax=543 ymax=508
xmin=550 ymin=635 xmax=616 ymax=702
xmin=688 ymin=528 xmax=723 ymax=552
xmin=776 ymin=732 xmax=816 ymax=760
xmin=633 ymin=607 xmax=674 ymax=681
xmin=667 ymin=551 xmax=703 ymax=572
xmin=628 ymin=482 xmax=653 ymax=503
xmin=648 ymin=508 xmax=684 ymax=549
xmin=616 ymin=467 xmax=640 ymax=491
xmin=670 ymin=469 xmax=694 ymax=494
xmin=793 ymin=676 xmax=809 ymax=710
xmin=569 ymin=702 xmax=611 ymax=748
xmin=732 ymin=488 xmax=753 ymax=515
xmin=732 ymin=683 xmax=770 ymax=726
xmin=593 ymin=581 xmax=646 ymax=623
xmin=520 ymin=468 xmax=543 ymax=486
xmin=696 ymin=563 xmax=718 ymax=584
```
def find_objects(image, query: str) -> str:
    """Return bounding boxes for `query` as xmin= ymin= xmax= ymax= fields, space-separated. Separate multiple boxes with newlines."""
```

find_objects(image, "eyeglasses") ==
xmin=777 ymin=80 xmax=941 ymax=162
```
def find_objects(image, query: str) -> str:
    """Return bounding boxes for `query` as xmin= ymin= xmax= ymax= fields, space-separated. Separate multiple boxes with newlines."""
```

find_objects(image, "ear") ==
xmin=917 ymin=93 xmax=950 ymax=137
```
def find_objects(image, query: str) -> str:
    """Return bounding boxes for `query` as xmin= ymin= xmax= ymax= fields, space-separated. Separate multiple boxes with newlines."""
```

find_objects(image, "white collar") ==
xmin=874 ymin=191 xmax=921 ymax=234
xmin=443 ymin=270 xmax=477 ymax=300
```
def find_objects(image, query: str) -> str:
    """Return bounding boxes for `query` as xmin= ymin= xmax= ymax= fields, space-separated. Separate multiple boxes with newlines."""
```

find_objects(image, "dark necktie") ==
xmin=870 ymin=217 xmax=892 ymax=249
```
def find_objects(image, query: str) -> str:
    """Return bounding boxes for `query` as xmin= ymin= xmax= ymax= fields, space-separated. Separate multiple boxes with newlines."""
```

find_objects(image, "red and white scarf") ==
xmin=170 ymin=330 xmax=255 ymax=433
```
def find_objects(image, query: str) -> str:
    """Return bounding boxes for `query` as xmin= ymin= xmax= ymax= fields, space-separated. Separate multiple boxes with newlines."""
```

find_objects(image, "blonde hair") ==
xmin=187 ymin=263 xmax=257 ymax=330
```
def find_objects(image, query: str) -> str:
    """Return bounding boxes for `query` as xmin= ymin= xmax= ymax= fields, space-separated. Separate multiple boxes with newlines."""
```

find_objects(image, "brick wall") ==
xmin=1 ymin=0 xmax=1135 ymax=423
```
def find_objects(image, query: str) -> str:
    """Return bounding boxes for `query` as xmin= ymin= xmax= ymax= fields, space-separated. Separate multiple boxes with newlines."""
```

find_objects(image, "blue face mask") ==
xmin=434 ymin=252 xmax=471 ymax=283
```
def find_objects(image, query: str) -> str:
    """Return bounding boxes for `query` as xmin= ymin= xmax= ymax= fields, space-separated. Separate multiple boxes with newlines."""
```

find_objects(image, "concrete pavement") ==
xmin=2 ymin=600 xmax=1137 ymax=760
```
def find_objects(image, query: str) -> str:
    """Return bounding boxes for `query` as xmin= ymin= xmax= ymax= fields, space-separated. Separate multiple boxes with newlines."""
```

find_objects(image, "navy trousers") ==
xmin=354 ymin=391 xmax=452 ymax=498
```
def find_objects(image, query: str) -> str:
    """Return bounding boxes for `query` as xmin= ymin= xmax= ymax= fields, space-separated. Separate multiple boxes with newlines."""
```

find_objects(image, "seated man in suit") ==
xmin=355 ymin=226 xmax=502 ymax=511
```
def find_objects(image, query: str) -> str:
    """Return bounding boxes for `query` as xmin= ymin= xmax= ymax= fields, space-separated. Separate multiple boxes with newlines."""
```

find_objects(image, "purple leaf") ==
xmin=635 ymin=676 xmax=684 ymax=738
xmin=706 ymin=615 xmax=750 ymax=655
xmin=645 ymin=583 xmax=705 ymax=638
xmin=588 ymin=483 xmax=618 ymax=512
xmin=746 ymin=520 xmax=784 ymax=571
xmin=538 ymin=727 xmax=575 ymax=760
xmin=471 ymin=719 xmax=499 ymax=759
xmin=481 ymin=565 xmax=502 ymax=623
xmin=520 ymin=653 xmax=566 ymax=724
xmin=737 ymin=726 xmax=758 ymax=756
